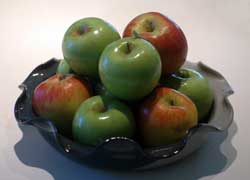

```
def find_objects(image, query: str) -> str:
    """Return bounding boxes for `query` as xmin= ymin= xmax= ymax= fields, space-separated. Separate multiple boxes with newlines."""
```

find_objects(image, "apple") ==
xmin=56 ymin=59 xmax=72 ymax=75
xmin=62 ymin=17 xmax=121 ymax=78
xmin=32 ymin=74 xmax=91 ymax=136
xmin=123 ymin=12 xmax=188 ymax=75
xmin=73 ymin=96 xmax=135 ymax=146
xmin=160 ymin=68 xmax=214 ymax=121
xmin=138 ymin=87 xmax=198 ymax=147
xmin=99 ymin=37 xmax=162 ymax=101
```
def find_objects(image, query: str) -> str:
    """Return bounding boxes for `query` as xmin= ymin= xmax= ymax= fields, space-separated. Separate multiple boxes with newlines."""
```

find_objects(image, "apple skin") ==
xmin=32 ymin=74 xmax=91 ymax=136
xmin=123 ymin=12 xmax=188 ymax=75
xmin=62 ymin=17 xmax=121 ymax=78
xmin=99 ymin=37 xmax=162 ymax=101
xmin=138 ymin=87 xmax=198 ymax=147
xmin=56 ymin=59 xmax=72 ymax=75
xmin=160 ymin=68 xmax=214 ymax=121
xmin=73 ymin=96 xmax=135 ymax=146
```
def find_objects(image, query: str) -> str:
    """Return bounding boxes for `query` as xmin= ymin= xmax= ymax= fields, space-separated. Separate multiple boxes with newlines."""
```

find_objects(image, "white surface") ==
xmin=0 ymin=0 xmax=249 ymax=179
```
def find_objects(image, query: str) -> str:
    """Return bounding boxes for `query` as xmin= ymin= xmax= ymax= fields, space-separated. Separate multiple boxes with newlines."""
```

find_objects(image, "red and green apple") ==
xmin=138 ymin=87 xmax=198 ymax=147
xmin=32 ymin=74 xmax=91 ymax=136
xmin=123 ymin=12 xmax=188 ymax=75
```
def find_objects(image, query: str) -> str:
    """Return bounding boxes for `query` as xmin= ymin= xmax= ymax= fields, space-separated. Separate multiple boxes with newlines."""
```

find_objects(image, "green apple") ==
xmin=99 ymin=37 xmax=162 ymax=101
xmin=56 ymin=59 xmax=72 ymax=75
xmin=62 ymin=17 xmax=121 ymax=78
xmin=73 ymin=96 xmax=135 ymax=146
xmin=161 ymin=68 xmax=214 ymax=120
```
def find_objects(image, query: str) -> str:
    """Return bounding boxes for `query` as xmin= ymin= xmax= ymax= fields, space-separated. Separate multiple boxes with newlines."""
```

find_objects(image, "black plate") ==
xmin=14 ymin=58 xmax=234 ymax=170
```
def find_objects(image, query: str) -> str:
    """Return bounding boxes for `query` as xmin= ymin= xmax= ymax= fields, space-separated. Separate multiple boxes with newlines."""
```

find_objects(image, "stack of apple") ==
xmin=32 ymin=12 xmax=214 ymax=147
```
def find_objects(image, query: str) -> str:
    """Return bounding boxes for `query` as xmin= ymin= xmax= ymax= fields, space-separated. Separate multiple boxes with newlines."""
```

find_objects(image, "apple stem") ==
xmin=132 ymin=30 xmax=141 ymax=39
xmin=92 ymin=104 xmax=107 ymax=113
xmin=145 ymin=20 xmax=155 ymax=32
xmin=125 ymin=42 xmax=133 ymax=54
xmin=58 ymin=74 xmax=67 ymax=81
xmin=170 ymin=99 xmax=175 ymax=106
xmin=78 ymin=25 xmax=90 ymax=35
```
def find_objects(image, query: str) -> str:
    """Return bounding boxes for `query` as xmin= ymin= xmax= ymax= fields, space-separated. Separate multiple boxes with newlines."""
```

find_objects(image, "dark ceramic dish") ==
xmin=14 ymin=58 xmax=234 ymax=170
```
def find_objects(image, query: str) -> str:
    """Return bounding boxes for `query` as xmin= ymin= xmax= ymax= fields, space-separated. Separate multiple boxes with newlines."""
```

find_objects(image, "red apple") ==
xmin=32 ymin=74 xmax=91 ymax=136
xmin=123 ymin=12 xmax=188 ymax=75
xmin=138 ymin=87 xmax=198 ymax=147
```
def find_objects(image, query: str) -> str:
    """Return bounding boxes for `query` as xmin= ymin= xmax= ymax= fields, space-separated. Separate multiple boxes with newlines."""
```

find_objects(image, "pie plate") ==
xmin=14 ymin=58 xmax=234 ymax=170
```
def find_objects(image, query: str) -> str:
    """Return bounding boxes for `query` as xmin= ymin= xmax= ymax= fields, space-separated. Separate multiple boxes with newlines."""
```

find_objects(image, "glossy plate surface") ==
xmin=14 ymin=58 xmax=234 ymax=170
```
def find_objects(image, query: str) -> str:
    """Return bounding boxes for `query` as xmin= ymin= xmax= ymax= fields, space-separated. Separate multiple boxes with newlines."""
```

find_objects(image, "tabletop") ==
xmin=0 ymin=0 xmax=249 ymax=179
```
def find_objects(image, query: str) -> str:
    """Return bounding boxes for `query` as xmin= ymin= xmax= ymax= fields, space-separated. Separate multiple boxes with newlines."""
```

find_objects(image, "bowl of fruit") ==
xmin=14 ymin=12 xmax=234 ymax=170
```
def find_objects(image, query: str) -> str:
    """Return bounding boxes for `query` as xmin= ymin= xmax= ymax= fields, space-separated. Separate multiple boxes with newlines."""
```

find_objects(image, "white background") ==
xmin=0 ymin=0 xmax=249 ymax=179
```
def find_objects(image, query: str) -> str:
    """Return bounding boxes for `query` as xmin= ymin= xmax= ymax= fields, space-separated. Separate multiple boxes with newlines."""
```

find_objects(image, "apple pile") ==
xmin=32 ymin=12 xmax=214 ymax=147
